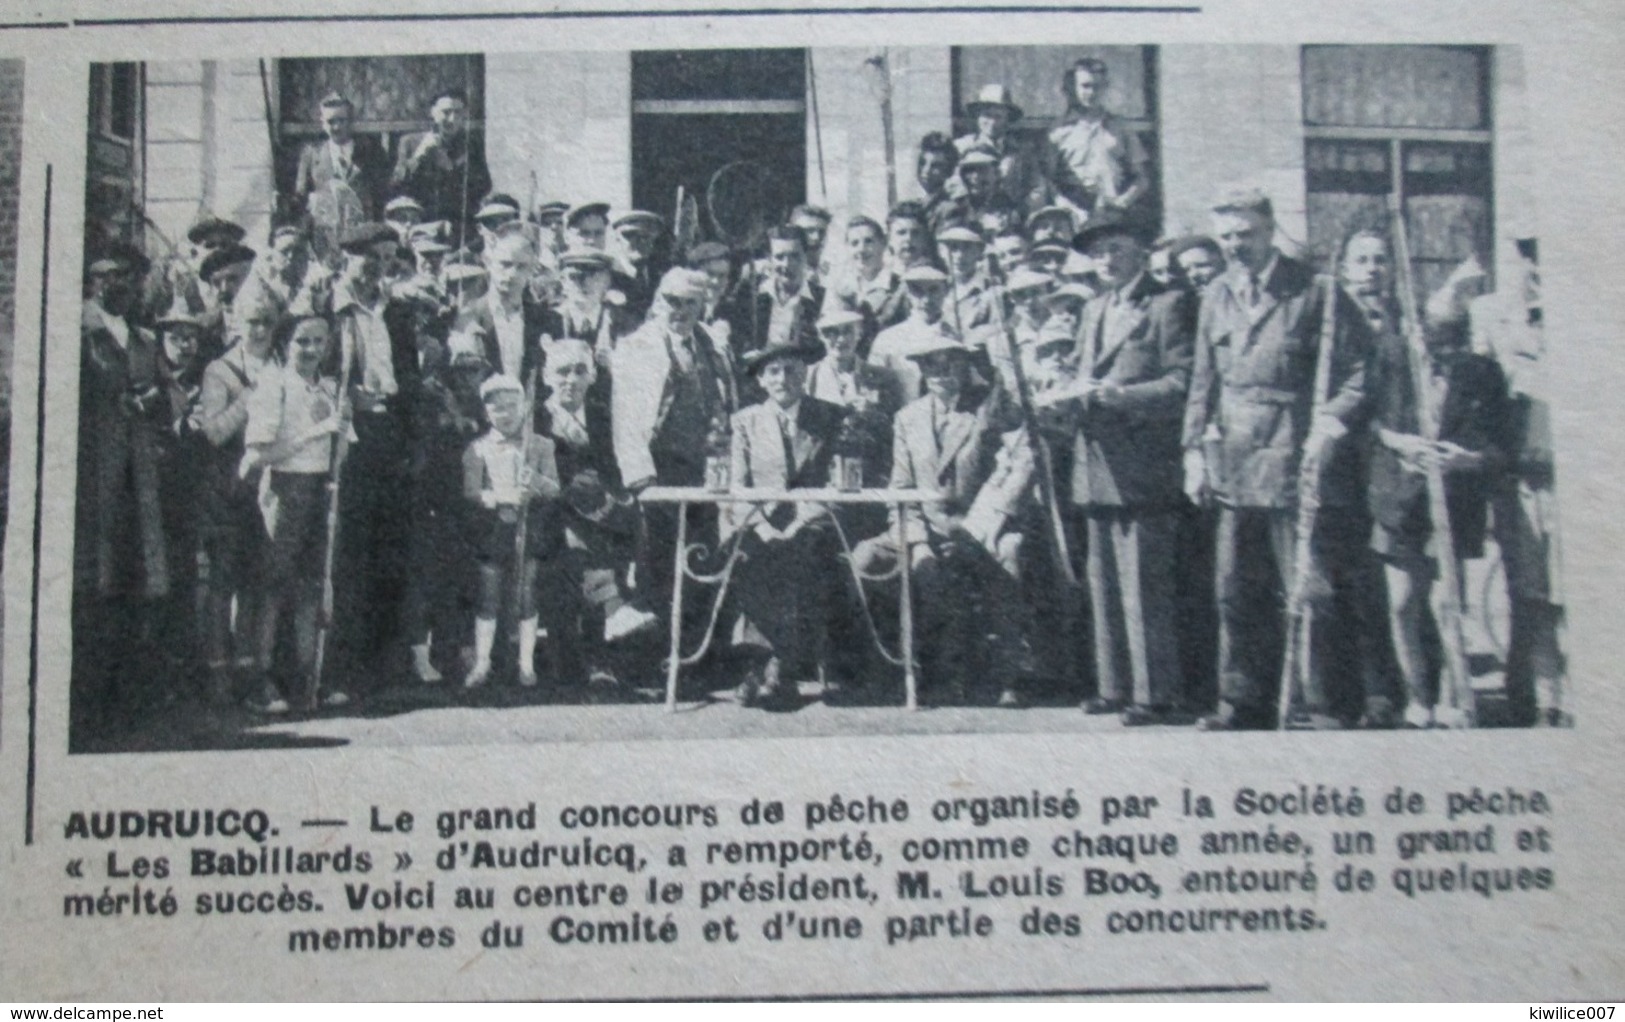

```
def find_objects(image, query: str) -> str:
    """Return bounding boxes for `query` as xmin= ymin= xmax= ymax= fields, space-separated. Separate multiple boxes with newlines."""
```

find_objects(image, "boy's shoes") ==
xmin=246 ymin=683 xmax=289 ymax=716
xmin=411 ymin=646 xmax=443 ymax=684
xmin=1537 ymin=707 xmax=1573 ymax=728
xmin=1401 ymin=702 xmax=1433 ymax=729
xmin=1432 ymin=705 xmax=1473 ymax=729
xmin=517 ymin=668 xmax=539 ymax=688
xmin=465 ymin=662 xmax=491 ymax=689
xmin=321 ymin=689 xmax=350 ymax=709
xmin=604 ymin=605 xmax=659 ymax=643
xmin=1082 ymin=696 xmax=1125 ymax=715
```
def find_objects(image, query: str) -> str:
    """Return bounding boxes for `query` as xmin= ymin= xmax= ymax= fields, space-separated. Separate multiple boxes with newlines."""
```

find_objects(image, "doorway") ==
xmin=630 ymin=48 xmax=807 ymax=253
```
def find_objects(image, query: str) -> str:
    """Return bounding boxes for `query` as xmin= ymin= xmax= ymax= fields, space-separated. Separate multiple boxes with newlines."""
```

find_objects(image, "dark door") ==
xmin=631 ymin=49 xmax=806 ymax=253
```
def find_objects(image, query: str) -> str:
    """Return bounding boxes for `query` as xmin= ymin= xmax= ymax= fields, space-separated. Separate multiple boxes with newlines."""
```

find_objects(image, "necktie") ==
xmin=779 ymin=411 xmax=798 ymax=479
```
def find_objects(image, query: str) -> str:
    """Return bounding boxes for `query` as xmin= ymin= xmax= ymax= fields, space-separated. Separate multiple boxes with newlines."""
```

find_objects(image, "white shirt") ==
xmin=87 ymin=299 xmax=130 ymax=350
xmin=335 ymin=283 xmax=398 ymax=397
xmin=246 ymin=364 xmax=342 ymax=474
xmin=491 ymin=297 xmax=527 ymax=378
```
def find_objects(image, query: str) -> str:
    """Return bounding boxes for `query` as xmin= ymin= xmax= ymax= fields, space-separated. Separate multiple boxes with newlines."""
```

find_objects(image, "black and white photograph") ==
xmin=69 ymin=43 xmax=1567 ymax=754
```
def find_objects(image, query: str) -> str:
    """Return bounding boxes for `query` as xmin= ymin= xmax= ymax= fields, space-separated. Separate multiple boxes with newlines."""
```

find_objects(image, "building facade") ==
xmin=89 ymin=44 xmax=1534 ymax=289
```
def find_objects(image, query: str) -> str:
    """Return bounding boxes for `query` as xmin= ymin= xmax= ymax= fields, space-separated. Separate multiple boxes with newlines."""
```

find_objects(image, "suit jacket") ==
xmin=744 ymin=281 xmax=826 ymax=356
xmin=455 ymin=294 xmax=551 ymax=383
xmin=390 ymin=130 xmax=492 ymax=227
xmin=1068 ymin=274 xmax=1195 ymax=508
xmin=76 ymin=302 xmax=168 ymax=596
xmin=537 ymin=301 xmax=636 ymax=367
xmin=1181 ymin=254 xmax=1371 ymax=509
xmin=611 ymin=320 xmax=738 ymax=487
xmin=889 ymin=387 xmax=1001 ymax=545
xmin=333 ymin=287 xmax=424 ymax=444
xmin=721 ymin=396 xmax=845 ymax=540
xmin=1368 ymin=341 xmax=1511 ymax=558
xmin=294 ymin=135 xmax=389 ymax=226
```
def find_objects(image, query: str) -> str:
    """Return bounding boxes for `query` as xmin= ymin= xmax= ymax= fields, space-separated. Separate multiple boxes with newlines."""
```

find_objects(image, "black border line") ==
xmin=571 ymin=982 xmax=1271 ymax=1002
xmin=69 ymin=6 xmax=1201 ymax=28
xmin=24 ymin=164 xmax=52 ymax=846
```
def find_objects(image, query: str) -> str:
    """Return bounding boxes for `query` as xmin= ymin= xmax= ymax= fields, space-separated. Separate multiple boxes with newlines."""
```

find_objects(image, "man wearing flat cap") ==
xmin=329 ymin=221 xmax=427 ymax=694
xmin=954 ymin=84 xmax=1045 ymax=214
xmin=947 ymin=147 xmax=1023 ymax=238
xmin=1181 ymin=187 xmax=1374 ymax=731
xmin=383 ymin=195 xmax=426 ymax=243
xmin=540 ymin=248 xmax=636 ymax=381
xmin=197 ymin=243 xmax=256 ymax=358
xmin=855 ymin=332 xmax=1033 ymax=705
xmin=724 ymin=335 xmax=850 ymax=708
xmin=611 ymin=209 xmax=667 ymax=321
xmin=294 ymin=93 xmax=389 ymax=259
xmin=1039 ymin=214 xmax=1196 ymax=724
xmin=867 ymin=263 xmax=961 ymax=412
xmin=391 ymin=89 xmax=492 ymax=246
xmin=151 ymin=214 xmax=246 ymax=327
xmin=937 ymin=225 xmax=997 ymax=339
xmin=74 ymin=253 xmax=170 ymax=728
xmin=613 ymin=267 xmax=740 ymax=620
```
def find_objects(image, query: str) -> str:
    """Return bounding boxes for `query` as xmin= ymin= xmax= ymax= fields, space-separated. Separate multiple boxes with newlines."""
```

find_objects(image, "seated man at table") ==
xmin=852 ymin=333 xmax=1035 ymax=706
xmin=723 ymin=335 xmax=849 ymax=709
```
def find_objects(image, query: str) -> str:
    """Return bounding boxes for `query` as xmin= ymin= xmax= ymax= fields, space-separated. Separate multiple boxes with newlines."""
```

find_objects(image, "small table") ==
xmin=638 ymin=486 xmax=940 ymax=711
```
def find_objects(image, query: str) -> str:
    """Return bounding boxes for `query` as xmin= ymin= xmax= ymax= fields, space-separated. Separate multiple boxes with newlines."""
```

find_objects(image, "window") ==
xmin=952 ymin=46 xmax=1160 ymax=225
xmin=85 ymin=63 xmax=143 ymax=249
xmin=1302 ymin=45 xmax=1493 ymax=298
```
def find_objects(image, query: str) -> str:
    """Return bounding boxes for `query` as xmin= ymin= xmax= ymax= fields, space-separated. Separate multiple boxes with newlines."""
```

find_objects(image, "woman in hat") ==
xmin=1043 ymin=57 xmax=1151 ymax=224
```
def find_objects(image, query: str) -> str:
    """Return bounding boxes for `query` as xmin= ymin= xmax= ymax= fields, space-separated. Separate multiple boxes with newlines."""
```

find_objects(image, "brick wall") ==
xmin=0 ymin=60 xmax=21 ymax=423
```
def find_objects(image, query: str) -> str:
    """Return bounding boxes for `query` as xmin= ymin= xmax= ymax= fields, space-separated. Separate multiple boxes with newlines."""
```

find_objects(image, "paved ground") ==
xmin=72 ymin=658 xmax=1524 ymax=754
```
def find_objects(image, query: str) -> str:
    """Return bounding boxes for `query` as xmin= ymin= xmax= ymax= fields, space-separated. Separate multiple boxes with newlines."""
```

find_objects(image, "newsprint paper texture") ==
xmin=0 ymin=0 xmax=1622 ymax=1002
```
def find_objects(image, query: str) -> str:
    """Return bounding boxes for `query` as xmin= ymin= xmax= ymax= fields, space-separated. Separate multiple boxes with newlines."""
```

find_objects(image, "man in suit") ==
xmin=1040 ymin=216 xmax=1195 ymax=724
xmin=453 ymin=224 xmax=549 ymax=384
xmin=539 ymin=248 xmax=636 ymax=382
xmin=534 ymin=336 xmax=656 ymax=690
xmin=1181 ymin=188 xmax=1373 ymax=730
xmin=853 ymin=333 xmax=1031 ymax=705
xmin=330 ymin=222 xmax=427 ymax=698
xmin=390 ymin=90 xmax=492 ymax=247
xmin=611 ymin=210 xmax=666 ymax=321
xmin=747 ymin=224 xmax=825 ymax=357
xmin=74 ymin=254 xmax=170 ymax=733
xmin=724 ymin=336 xmax=847 ymax=707
xmin=613 ymin=268 xmax=740 ymax=619
xmin=294 ymin=93 xmax=390 ymax=259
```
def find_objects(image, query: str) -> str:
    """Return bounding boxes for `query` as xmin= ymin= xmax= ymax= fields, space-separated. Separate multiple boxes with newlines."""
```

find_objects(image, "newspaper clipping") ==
xmin=1 ymin=0 xmax=1621 ymax=1004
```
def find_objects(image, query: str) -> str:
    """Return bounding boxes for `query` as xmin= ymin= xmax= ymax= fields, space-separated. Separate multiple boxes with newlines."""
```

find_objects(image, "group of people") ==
xmin=73 ymin=61 xmax=1566 ymax=732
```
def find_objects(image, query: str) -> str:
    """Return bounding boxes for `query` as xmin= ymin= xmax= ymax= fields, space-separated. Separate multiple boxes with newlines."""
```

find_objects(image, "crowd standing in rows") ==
xmin=74 ymin=64 xmax=1566 ymax=731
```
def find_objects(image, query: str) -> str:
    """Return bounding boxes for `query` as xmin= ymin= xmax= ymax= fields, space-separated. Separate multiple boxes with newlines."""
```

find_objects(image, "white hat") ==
xmin=479 ymin=373 xmax=525 ymax=402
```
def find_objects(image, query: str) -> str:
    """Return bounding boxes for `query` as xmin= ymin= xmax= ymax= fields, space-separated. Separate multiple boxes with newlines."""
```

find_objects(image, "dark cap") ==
xmin=741 ymin=336 xmax=826 ymax=374
xmin=200 ymin=244 xmax=256 ymax=280
xmin=187 ymin=215 xmax=246 ymax=245
xmin=1072 ymin=210 xmax=1149 ymax=253
xmin=685 ymin=241 xmax=730 ymax=267
xmin=338 ymin=222 xmax=398 ymax=254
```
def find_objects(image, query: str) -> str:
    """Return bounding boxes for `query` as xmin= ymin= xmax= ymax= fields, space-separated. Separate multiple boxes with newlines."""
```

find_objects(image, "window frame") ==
xmin=1300 ymin=45 xmax=1496 ymax=287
